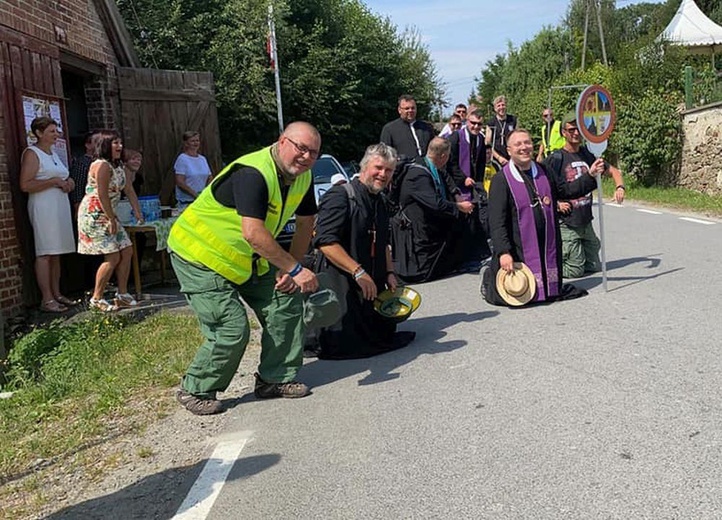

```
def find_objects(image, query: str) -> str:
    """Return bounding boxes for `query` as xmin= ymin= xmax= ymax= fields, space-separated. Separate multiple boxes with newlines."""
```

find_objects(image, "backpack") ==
xmin=387 ymin=156 xmax=418 ymax=214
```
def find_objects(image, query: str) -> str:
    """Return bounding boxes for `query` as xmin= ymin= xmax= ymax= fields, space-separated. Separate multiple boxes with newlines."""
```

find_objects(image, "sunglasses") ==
xmin=542 ymin=113 xmax=552 ymax=117
xmin=468 ymin=120 xmax=483 ymax=127
xmin=564 ymin=127 xmax=580 ymax=134
xmin=450 ymin=122 xmax=462 ymax=128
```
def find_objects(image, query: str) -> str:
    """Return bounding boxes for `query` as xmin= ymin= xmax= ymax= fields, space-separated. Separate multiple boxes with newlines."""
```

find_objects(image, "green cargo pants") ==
xmin=171 ymin=253 xmax=305 ymax=398
xmin=560 ymin=222 xmax=601 ymax=279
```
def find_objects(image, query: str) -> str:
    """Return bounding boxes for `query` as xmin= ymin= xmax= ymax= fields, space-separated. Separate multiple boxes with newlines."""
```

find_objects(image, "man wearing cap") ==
xmin=168 ymin=122 xmax=320 ymax=415
xmin=484 ymin=129 xmax=600 ymax=306
xmin=392 ymin=137 xmax=473 ymax=283
xmin=544 ymin=112 xmax=625 ymax=278
xmin=330 ymin=173 xmax=347 ymax=186
xmin=309 ymin=143 xmax=416 ymax=359
xmin=536 ymin=108 xmax=565 ymax=162
xmin=380 ymin=94 xmax=435 ymax=160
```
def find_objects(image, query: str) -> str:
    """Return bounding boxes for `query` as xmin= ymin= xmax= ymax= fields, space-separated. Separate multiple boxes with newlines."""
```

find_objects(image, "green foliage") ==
xmin=5 ymin=315 xmax=128 ymax=389
xmin=0 ymin=312 xmax=202 ymax=481
xmin=117 ymin=0 xmax=445 ymax=162
xmin=612 ymin=89 xmax=683 ymax=186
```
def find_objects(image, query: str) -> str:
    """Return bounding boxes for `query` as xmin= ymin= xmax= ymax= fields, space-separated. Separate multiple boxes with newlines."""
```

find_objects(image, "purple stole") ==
xmin=457 ymin=128 xmax=474 ymax=202
xmin=502 ymin=161 xmax=559 ymax=302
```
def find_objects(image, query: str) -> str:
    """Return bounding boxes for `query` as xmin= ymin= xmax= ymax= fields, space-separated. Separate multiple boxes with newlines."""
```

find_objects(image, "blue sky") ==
xmin=363 ymin=0 xmax=665 ymax=111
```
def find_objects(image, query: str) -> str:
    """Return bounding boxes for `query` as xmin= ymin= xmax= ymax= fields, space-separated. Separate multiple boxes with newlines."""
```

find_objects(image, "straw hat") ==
xmin=496 ymin=262 xmax=536 ymax=306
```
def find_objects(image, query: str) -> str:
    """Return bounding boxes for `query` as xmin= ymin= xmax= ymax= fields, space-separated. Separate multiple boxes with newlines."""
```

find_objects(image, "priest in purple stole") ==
xmin=483 ymin=129 xmax=600 ymax=306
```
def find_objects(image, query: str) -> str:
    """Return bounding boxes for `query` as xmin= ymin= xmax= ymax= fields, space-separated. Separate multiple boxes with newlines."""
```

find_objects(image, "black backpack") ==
xmin=387 ymin=156 xmax=418 ymax=214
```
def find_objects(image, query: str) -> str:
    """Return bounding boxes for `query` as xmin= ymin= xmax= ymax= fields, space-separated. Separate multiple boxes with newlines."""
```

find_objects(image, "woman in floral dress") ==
xmin=78 ymin=130 xmax=143 ymax=311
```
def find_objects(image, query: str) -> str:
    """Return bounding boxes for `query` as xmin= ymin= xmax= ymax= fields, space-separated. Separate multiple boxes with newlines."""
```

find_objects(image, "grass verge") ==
xmin=601 ymin=177 xmax=722 ymax=217
xmin=0 ymin=311 xmax=201 ymax=518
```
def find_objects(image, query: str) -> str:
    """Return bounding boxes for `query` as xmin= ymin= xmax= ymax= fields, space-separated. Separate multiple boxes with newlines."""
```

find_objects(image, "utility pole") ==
xmin=581 ymin=0 xmax=590 ymax=70
xmin=595 ymin=0 xmax=609 ymax=66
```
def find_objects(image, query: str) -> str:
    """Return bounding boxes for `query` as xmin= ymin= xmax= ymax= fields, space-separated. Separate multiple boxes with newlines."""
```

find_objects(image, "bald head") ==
xmin=277 ymin=121 xmax=322 ymax=177
xmin=427 ymin=137 xmax=450 ymax=169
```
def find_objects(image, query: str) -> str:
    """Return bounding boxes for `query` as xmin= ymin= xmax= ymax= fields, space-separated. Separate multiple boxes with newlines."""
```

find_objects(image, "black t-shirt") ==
xmin=545 ymin=147 xmax=600 ymax=228
xmin=212 ymin=164 xmax=317 ymax=219
xmin=486 ymin=115 xmax=517 ymax=160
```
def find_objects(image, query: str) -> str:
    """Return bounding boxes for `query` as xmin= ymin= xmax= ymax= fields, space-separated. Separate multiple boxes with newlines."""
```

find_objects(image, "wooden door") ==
xmin=117 ymin=68 xmax=222 ymax=204
xmin=0 ymin=26 xmax=65 ymax=306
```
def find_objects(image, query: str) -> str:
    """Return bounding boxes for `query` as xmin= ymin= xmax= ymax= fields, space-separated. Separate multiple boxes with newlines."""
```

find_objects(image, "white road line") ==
xmin=679 ymin=217 xmax=715 ymax=225
xmin=605 ymin=202 xmax=623 ymax=207
xmin=174 ymin=436 xmax=250 ymax=520
xmin=637 ymin=209 xmax=663 ymax=215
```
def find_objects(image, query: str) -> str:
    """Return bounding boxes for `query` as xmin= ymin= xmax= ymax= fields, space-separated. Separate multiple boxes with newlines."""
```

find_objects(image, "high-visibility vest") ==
xmin=540 ymin=120 xmax=565 ymax=157
xmin=168 ymin=146 xmax=311 ymax=284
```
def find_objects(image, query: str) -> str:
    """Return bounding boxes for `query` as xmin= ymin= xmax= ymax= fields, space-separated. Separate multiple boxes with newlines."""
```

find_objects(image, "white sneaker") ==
xmin=114 ymin=293 xmax=138 ymax=308
xmin=90 ymin=298 xmax=117 ymax=312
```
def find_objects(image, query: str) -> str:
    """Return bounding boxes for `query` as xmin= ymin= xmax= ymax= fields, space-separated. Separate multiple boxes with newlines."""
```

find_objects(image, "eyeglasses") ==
xmin=286 ymin=137 xmax=319 ymax=159
xmin=468 ymin=120 xmax=483 ymax=127
xmin=564 ymin=126 xmax=580 ymax=134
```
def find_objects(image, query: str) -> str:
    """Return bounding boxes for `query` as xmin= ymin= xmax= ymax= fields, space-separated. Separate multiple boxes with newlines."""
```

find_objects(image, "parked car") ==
xmin=277 ymin=154 xmax=348 ymax=249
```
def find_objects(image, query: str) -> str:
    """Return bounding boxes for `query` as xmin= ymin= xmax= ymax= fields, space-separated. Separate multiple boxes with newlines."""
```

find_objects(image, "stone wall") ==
xmin=679 ymin=102 xmax=722 ymax=195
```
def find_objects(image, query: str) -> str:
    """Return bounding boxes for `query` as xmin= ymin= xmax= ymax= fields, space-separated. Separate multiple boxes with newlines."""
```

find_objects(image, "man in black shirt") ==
xmin=168 ymin=122 xmax=320 ymax=415
xmin=544 ymin=113 xmax=625 ymax=278
xmin=485 ymin=95 xmax=517 ymax=167
xmin=380 ymin=94 xmax=435 ymax=160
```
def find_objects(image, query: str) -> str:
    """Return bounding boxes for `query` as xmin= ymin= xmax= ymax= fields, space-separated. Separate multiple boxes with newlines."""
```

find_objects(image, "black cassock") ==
xmin=312 ymin=179 xmax=414 ymax=359
xmin=391 ymin=159 xmax=463 ymax=283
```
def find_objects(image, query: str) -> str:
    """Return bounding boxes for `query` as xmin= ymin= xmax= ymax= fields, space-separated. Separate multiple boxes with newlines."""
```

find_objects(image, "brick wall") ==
xmin=1 ymin=0 xmax=122 ymax=316
xmin=1 ymin=0 xmax=118 ymax=66
xmin=0 ymin=101 xmax=24 ymax=312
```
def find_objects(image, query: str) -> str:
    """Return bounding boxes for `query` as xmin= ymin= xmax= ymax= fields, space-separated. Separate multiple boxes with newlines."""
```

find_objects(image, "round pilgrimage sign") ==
xmin=575 ymin=85 xmax=616 ymax=145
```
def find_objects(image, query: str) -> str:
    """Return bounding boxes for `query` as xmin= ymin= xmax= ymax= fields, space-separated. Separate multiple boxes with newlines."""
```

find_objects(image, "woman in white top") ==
xmin=174 ymin=131 xmax=212 ymax=206
xmin=19 ymin=117 xmax=77 ymax=313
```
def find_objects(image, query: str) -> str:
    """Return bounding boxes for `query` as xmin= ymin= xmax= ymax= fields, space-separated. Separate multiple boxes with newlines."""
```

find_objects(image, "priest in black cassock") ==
xmin=484 ymin=129 xmax=601 ymax=306
xmin=392 ymin=137 xmax=473 ymax=283
xmin=380 ymin=94 xmax=435 ymax=160
xmin=309 ymin=143 xmax=416 ymax=359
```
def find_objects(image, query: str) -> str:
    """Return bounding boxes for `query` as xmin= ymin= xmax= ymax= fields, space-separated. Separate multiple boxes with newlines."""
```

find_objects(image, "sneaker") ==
xmin=254 ymin=373 xmax=310 ymax=399
xmin=114 ymin=292 xmax=138 ymax=308
xmin=89 ymin=298 xmax=117 ymax=312
xmin=176 ymin=388 xmax=224 ymax=415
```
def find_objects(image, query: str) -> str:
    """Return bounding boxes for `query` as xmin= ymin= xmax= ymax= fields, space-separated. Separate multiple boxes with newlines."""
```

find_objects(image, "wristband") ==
xmin=288 ymin=262 xmax=303 ymax=277
xmin=353 ymin=268 xmax=366 ymax=280
xmin=616 ymin=185 xmax=626 ymax=190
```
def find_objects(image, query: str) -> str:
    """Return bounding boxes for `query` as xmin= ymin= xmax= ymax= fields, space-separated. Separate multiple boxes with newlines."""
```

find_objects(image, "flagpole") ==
xmin=268 ymin=3 xmax=283 ymax=134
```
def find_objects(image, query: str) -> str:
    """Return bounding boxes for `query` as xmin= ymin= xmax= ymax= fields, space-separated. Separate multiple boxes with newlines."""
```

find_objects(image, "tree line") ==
xmin=475 ymin=0 xmax=721 ymax=186
xmin=117 ymin=0 xmax=446 ymax=162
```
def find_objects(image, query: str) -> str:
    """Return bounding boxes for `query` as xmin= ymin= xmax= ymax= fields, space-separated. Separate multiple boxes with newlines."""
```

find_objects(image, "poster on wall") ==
xmin=19 ymin=92 xmax=70 ymax=169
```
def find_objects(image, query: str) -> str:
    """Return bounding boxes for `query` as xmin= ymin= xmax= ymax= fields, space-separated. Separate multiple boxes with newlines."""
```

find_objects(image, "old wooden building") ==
xmin=0 ymin=0 xmax=222 ymax=316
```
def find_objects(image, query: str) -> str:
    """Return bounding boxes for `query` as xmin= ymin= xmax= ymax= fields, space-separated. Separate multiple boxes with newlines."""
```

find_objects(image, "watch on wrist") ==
xmin=616 ymin=185 xmax=626 ymax=190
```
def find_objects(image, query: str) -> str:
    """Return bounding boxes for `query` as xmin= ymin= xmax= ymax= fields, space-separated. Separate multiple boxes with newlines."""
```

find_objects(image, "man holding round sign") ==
xmin=543 ymin=85 xmax=624 ymax=286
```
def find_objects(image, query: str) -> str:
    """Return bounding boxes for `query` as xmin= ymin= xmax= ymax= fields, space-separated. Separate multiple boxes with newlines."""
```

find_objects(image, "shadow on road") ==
xmin=300 ymin=310 xmax=498 ymax=389
xmin=45 ymin=453 xmax=281 ymax=519
xmin=570 ymin=254 xmax=683 ymax=292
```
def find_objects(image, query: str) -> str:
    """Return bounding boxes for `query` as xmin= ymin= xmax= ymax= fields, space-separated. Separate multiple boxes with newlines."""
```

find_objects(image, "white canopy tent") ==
xmin=660 ymin=0 xmax=722 ymax=55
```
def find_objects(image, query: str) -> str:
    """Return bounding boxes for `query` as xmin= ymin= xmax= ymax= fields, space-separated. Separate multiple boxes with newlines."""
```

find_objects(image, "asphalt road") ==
xmin=188 ymin=201 xmax=722 ymax=519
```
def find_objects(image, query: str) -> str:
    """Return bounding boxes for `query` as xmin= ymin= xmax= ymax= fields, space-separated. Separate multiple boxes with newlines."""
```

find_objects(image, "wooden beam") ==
xmin=119 ymin=88 xmax=216 ymax=102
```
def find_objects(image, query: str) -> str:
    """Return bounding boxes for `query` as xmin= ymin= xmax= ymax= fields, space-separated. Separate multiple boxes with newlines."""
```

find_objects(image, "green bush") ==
xmin=612 ymin=89 xmax=683 ymax=186
xmin=4 ymin=314 xmax=128 ymax=390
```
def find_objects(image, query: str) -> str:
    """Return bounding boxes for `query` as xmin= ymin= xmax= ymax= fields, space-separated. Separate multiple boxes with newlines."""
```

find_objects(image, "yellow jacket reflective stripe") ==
xmin=168 ymin=146 xmax=311 ymax=284
xmin=540 ymin=120 xmax=565 ymax=157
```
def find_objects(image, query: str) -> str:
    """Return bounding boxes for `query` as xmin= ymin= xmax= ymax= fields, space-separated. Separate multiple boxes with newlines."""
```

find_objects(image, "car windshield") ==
xmin=312 ymin=157 xmax=343 ymax=184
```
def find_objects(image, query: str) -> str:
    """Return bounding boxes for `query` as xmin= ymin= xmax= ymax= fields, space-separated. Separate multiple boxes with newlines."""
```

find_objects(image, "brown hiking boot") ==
xmin=254 ymin=373 xmax=310 ymax=399
xmin=176 ymin=388 xmax=224 ymax=415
